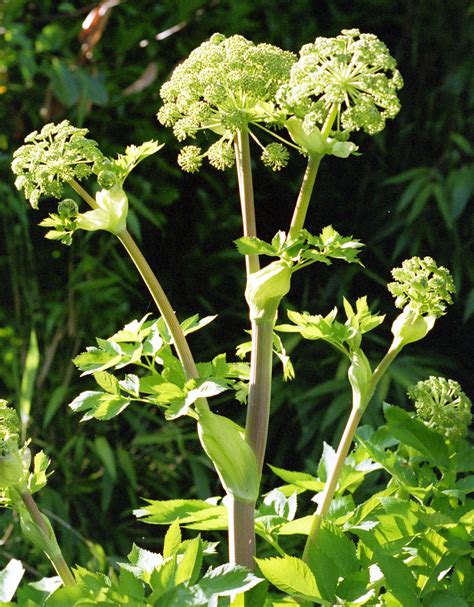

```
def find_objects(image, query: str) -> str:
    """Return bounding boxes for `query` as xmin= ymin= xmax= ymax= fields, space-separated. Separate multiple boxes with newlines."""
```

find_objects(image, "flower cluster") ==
xmin=408 ymin=377 xmax=472 ymax=440
xmin=277 ymin=29 xmax=403 ymax=145
xmin=157 ymin=33 xmax=295 ymax=171
xmin=388 ymin=256 xmax=455 ymax=318
xmin=0 ymin=400 xmax=20 ymax=441
xmin=0 ymin=401 xmax=28 ymax=491
xmin=11 ymin=121 xmax=104 ymax=208
xmin=261 ymin=143 xmax=290 ymax=171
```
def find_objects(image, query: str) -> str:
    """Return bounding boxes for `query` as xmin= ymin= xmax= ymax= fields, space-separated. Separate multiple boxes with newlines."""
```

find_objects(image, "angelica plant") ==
xmin=157 ymin=29 xmax=404 ymax=574
xmin=6 ymin=25 xmax=471 ymax=607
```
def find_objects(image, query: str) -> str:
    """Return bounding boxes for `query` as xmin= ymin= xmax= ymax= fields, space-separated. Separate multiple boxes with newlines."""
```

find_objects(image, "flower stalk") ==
xmin=302 ymin=342 xmax=413 ymax=561
xmin=302 ymin=404 xmax=363 ymax=562
xmin=116 ymin=229 xmax=200 ymax=380
xmin=234 ymin=129 xmax=260 ymax=276
xmin=287 ymin=155 xmax=321 ymax=240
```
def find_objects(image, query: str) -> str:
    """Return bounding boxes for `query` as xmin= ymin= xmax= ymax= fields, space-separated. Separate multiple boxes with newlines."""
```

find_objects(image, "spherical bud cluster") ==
xmin=277 ymin=29 xmax=403 ymax=143
xmin=12 ymin=121 xmax=104 ymax=208
xmin=261 ymin=143 xmax=290 ymax=171
xmin=207 ymin=140 xmax=235 ymax=170
xmin=0 ymin=400 xmax=20 ymax=438
xmin=97 ymin=170 xmax=119 ymax=190
xmin=177 ymin=146 xmax=203 ymax=173
xmin=388 ymin=257 xmax=455 ymax=318
xmin=408 ymin=377 xmax=472 ymax=440
xmin=158 ymin=33 xmax=296 ymax=171
xmin=57 ymin=199 xmax=79 ymax=219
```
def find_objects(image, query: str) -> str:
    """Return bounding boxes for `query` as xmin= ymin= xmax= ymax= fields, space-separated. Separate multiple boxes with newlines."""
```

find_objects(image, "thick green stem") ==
xmin=228 ymin=496 xmax=256 ymax=569
xmin=234 ymin=129 xmax=260 ymax=276
xmin=20 ymin=491 xmax=76 ymax=586
xmin=245 ymin=319 xmax=275 ymax=478
xmin=287 ymin=156 xmax=321 ymax=241
xmin=302 ymin=342 xmax=403 ymax=562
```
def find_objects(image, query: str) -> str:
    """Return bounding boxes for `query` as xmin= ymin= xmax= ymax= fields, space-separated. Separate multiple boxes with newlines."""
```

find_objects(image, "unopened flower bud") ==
xmin=197 ymin=408 xmax=259 ymax=503
xmin=57 ymin=199 xmax=79 ymax=219
xmin=245 ymin=260 xmax=292 ymax=321
xmin=97 ymin=169 xmax=119 ymax=189
xmin=391 ymin=306 xmax=436 ymax=349
xmin=348 ymin=350 xmax=372 ymax=411
xmin=76 ymin=186 xmax=128 ymax=234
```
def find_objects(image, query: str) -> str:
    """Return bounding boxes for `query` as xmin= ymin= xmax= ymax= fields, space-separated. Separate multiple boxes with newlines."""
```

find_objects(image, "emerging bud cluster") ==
xmin=408 ymin=377 xmax=472 ymax=440
xmin=388 ymin=256 xmax=455 ymax=318
xmin=388 ymin=256 xmax=454 ymax=348
xmin=197 ymin=408 xmax=259 ymax=503
xmin=0 ymin=401 xmax=29 ymax=490
xmin=246 ymin=260 xmax=292 ymax=322
xmin=77 ymin=186 xmax=128 ymax=235
xmin=12 ymin=121 xmax=104 ymax=208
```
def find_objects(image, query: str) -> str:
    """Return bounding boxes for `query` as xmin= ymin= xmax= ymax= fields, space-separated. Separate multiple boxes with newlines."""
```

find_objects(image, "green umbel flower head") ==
xmin=157 ymin=33 xmax=296 ymax=170
xmin=408 ymin=377 xmax=472 ymax=440
xmin=12 ymin=121 xmax=104 ymax=208
xmin=388 ymin=256 xmax=455 ymax=318
xmin=277 ymin=29 xmax=403 ymax=150
xmin=388 ymin=256 xmax=454 ymax=348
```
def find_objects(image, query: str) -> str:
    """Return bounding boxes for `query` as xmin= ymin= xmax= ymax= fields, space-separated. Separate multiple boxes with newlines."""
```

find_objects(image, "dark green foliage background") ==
xmin=0 ymin=0 xmax=472 ymax=576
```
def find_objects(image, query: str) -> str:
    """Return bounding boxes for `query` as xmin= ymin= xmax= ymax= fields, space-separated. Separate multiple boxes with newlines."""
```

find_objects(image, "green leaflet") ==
xmin=133 ymin=498 xmax=228 ymax=530
xmin=376 ymin=554 xmax=421 ymax=607
xmin=384 ymin=404 xmax=449 ymax=468
xmin=256 ymin=555 xmax=331 ymax=604
xmin=68 ymin=391 xmax=130 ymax=421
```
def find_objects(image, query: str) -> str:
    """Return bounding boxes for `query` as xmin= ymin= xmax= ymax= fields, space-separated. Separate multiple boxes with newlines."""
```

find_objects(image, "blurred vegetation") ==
xmin=0 ymin=0 xmax=472 ymax=578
